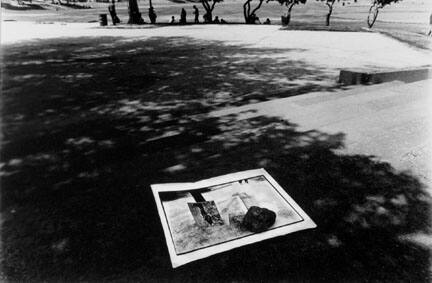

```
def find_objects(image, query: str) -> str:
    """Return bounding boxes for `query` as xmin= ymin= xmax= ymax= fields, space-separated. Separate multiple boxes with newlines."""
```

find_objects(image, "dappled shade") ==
xmin=1 ymin=36 xmax=336 ymax=121
xmin=1 ymin=36 xmax=431 ymax=282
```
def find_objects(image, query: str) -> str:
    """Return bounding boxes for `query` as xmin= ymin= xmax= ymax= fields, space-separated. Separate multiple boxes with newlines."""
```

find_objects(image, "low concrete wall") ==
xmin=339 ymin=67 xmax=432 ymax=85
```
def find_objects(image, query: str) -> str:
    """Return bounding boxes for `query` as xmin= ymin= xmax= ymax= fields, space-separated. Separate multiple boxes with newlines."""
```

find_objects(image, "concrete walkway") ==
xmin=211 ymin=80 xmax=432 ymax=193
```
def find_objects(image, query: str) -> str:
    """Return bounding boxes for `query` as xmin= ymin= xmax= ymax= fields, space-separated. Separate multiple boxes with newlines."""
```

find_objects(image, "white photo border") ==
xmin=151 ymin=168 xmax=317 ymax=268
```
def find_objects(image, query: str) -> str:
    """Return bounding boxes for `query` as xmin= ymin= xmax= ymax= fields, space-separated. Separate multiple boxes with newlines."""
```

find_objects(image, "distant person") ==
xmin=108 ymin=0 xmax=121 ymax=25
xmin=249 ymin=13 xmax=255 ymax=24
xmin=220 ymin=18 xmax=227 ymax=24
xmin=149 ymin=6 xmax=157 ymax=24
xmin=169 ymin=16 xmax=175 ymax=24
xmin=251 ymin=13 xmax=261 ymax=24
xmin=263 ymin=18 xmax=271 ymax=25
xmin=180 ymin=8 xmax=187 ymax=24
xmin=193 ymin=5 xmax=199 ymax=23
xmin=213 ymin=16 xmax=220 ymax=24
xmin=203 ymin=12 xmax=210 ymax=23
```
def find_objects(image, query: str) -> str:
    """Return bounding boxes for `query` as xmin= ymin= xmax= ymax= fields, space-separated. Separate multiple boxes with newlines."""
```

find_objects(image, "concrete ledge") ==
xmin=339 ymin=67 xmax=432 ymax=85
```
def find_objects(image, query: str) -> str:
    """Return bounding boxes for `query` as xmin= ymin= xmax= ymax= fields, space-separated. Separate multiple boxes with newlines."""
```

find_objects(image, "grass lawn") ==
xmin=1 ymin=1 xmax=431 ymax=281
xmin=2 ymin=0 xmax=432 ymax=48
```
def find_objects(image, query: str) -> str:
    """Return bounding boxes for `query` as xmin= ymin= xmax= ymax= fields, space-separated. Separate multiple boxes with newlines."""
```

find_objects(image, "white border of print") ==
xmin=151 ymin=168 xmax=317 ymax=268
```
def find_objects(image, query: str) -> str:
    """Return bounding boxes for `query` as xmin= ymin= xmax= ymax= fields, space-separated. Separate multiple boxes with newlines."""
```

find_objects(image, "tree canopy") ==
xmin=318 ymin=0 xmax=336 ymax=26
xmin=368 ymin=0 xmax=402 ymax=28
xmin=201 ymin=0 xmax=223 ymax=22
xmin=273 ymin=0 xmax=306 ymax=25
xmin=275 ymin=0 xmax=306 ymax=7
xmin=374 ymin=0 xmax=401 ymax=7
xmin=243 ymin=0 xmax=265 ymax=23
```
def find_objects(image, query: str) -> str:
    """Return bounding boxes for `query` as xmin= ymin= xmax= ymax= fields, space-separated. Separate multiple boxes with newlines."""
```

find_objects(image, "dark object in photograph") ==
xmin=188 ymin=191 xmax=224 ymax=227
xmin=188 ymin=201 xmax=224 ymax=227
xmin=243 ymin=206 xmax=276 ymax=232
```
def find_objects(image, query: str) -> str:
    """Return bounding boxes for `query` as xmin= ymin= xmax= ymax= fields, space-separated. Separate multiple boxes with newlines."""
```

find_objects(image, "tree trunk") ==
xmin=250 ymin=0 xmax=264 ymax=23
xmin=209 ymin=0 xmax=217 ymax=21
xmin=243 ymin=0 xmax=263 ymax=24
xmin=128 ymin=0 xmax=144 ymax=24
xmin=202 ymin=0 xmax=213 ymax=22
xmin=367 ymin=4 xmax=379 ymax=28
xmin=326 ymin=5 xmax=332 ymax=26
xmin=148 ymin=0 xmax=156 ymax=23
xmin=243 ymin=1 xmax=250 ymax=23
xmin=286 ymin=4 xmax=294 ymax=25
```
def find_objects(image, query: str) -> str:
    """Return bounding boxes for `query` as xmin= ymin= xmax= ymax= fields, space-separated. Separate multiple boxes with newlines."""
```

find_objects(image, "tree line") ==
xmin=126 ymin=0 xmax=401 ymax=28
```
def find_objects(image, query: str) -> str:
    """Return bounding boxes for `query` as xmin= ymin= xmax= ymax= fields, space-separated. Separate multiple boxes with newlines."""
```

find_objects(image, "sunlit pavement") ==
xmin=211 ymin=79 xmax=432 ymax=253
xmin=2 ymin=22 xmax=431 ymax=70
xmin=211 ymin=79 xmax=432 ymax=193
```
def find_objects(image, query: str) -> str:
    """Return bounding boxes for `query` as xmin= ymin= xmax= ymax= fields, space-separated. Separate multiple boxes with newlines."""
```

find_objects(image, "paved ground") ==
xmin=3 ymin=0 xmax=431 ymax=49
xmin=211 ymin=78 xmax=432 ymax=257
xmin=1 ymin=20 xmax=431 ymax=282
xmin=2 ymin=22 xmax=430 ymax=70
xmin=212 ymin=79 xmax=432 ymax=193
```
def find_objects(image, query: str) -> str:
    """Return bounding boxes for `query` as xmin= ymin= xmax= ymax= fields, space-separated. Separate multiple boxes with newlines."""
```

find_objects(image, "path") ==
xmin=211 ymin=79 xmax=432 ymax=193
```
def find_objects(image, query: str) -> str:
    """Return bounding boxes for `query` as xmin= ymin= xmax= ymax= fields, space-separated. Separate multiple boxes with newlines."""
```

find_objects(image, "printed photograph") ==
xmin=159 ymin=175 xmax=303 ymax=255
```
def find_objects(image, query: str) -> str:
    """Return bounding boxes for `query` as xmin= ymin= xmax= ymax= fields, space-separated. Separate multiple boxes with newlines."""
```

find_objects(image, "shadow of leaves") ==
xmin=1 ymin=36 xmax=430 ymax=282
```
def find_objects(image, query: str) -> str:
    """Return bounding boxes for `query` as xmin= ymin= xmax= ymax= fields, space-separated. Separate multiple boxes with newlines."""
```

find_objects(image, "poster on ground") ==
xmin=151 ymin=168 xmax=316 ymax=268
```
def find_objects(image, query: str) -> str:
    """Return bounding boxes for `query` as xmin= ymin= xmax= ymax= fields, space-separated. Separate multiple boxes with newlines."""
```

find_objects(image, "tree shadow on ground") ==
xmin=1 ymin=36 xmax=431 ymax=282
xmin=2 ymin=36 xmax=337 ymax=126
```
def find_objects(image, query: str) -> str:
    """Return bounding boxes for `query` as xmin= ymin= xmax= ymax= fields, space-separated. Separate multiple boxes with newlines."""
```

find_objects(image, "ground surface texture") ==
xmin=1 ymin=6 xmax=432 ymax=282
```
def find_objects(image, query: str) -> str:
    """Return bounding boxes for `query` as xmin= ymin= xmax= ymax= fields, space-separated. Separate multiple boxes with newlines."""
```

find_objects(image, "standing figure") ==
xmin=108 ymin=0 xmax=121 ymax=25
xmin=148 ymin=6 xmax=157 ymax=24
xmin=180 ymin=8 xmax=187 ymax=24
xmin=169 ymin=16 xmax=175 ymax=24
xmin=193 ymin=5 xmax=199 ymax=23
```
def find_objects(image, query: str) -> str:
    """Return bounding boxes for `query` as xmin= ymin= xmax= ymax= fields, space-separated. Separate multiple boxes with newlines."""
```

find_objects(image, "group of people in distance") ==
xmin=248 ymin=13 xmax=271 ymax=25
xmin=106 ymin=0 xmax=274 ymax=26
xmin=169 ymin=6 xmax=228 ymax=24
xmin=168 ymin=6 xmax=270 ymax=25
